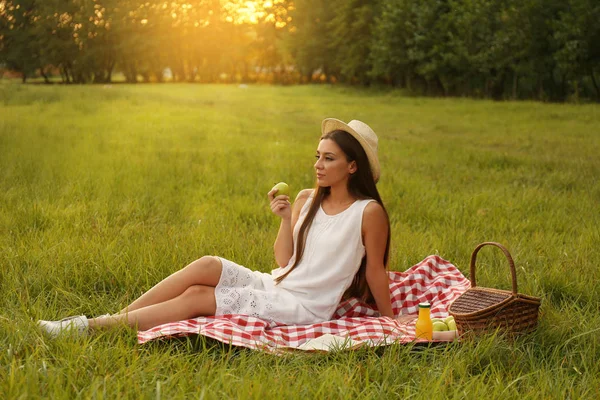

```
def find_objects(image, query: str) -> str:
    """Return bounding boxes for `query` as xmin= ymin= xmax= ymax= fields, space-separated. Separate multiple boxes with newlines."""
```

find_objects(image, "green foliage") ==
xmin=369 ymin=0 xmax=413 ymax=86
xmin=0 ymin=83 xmax=599 ymax=397
xmin=0 ymin=0 xmax=296 ymax=84
xmin=286 ymin=0 xmax=333 ymax=81
xmin=325 ymin=0 xmax=380 ymax=84
xmin=553 ymin=0 xmax=600 ymax=100
xmin=0 ymin=0 xmax=598 ymax=100
xmin=0 ymin=0 xmax=41 ymax=81
xmin=366 ymin=0 xmax=595 ymax=100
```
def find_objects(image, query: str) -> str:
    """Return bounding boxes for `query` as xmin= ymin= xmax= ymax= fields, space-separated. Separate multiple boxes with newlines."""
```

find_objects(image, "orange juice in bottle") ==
xmin=415 ymin=302 xmax=433 ymax=341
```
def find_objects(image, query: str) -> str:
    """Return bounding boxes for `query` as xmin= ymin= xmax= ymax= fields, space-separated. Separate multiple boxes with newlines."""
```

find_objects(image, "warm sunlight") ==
xmin=223 ymin=0 xmax=289 ymax=27
xmin=225 ymin=1 xmax=263 ymax=24
xmin=101 ymin=1 xmax=291 ymax=29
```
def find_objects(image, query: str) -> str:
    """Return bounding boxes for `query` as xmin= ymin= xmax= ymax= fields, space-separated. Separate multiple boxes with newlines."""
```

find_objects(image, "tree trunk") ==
xmin=590 ymin=68 xmax=600 ymax=101
xmin=438 ymin=76 xmax=448 ymax=97
xmin=62 ymin=65 xmax=72 ymax=84
xmin=493 ymin=73 xmax=505 ymax=101
xmin=242 ymin=62 xmax=249 ymax=83
xmin=40 ymin=67 xmax=50 ymax=84
xmin=230 ymin=62 xmax=236 ymax=83
xmin=125 ymin=63 xmax=138 ymax=83
xmin=512 ymin=73 xmax=518 ymax=100
xmin=93 ymin=71 xmax=105 ymax=83
xmin=107 ymin=60 xmax=115 ymax=83
xmin=560 ymin=72 xmax=568 ymax=101
xmin=304 ymin=71 xmax=312 ymax=83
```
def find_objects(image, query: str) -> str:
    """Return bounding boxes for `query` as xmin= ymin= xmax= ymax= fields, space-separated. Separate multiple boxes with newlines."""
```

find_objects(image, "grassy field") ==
xmin=1 ymin=81 xmax=599 ymax=399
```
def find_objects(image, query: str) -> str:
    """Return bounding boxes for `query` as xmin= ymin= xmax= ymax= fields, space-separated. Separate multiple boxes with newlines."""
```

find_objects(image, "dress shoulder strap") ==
xmin=299 ymin=189 xmax=315 ymax=216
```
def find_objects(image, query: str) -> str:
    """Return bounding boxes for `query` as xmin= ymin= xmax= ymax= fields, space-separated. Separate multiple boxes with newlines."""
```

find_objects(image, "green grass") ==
xmin=1 ymin=80 xmax=600 ymax=398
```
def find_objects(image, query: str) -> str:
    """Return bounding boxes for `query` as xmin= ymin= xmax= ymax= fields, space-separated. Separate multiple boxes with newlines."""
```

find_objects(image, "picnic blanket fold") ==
xmin=137 ymin=255 xmax=470 ymax=352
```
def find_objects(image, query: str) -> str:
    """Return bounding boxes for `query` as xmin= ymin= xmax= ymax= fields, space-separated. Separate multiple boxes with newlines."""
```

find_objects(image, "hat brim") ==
xmin=321 ymin=118 xmax=380 ymax=183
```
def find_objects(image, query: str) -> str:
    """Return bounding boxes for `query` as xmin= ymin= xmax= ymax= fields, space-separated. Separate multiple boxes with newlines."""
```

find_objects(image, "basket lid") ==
xmin=449 ymin=287 xmax=513 ymax=316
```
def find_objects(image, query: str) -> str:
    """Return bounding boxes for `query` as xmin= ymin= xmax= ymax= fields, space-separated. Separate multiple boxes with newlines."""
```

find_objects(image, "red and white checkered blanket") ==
xmin=137 ymin=255 xmax=470 ymax=352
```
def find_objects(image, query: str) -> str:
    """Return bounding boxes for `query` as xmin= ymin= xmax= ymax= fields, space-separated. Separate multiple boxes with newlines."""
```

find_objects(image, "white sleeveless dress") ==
xmin=214 ymin=192 xmax=376 ymax=325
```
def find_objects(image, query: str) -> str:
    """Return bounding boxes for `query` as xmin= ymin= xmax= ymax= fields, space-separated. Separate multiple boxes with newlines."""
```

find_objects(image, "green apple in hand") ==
xmin=272 ymin=182 xmax=290 ymax=197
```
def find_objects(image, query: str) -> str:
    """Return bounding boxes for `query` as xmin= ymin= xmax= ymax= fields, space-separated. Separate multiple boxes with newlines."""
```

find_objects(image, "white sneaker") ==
xmin=38 ymin=315 xmax=89 ymax=338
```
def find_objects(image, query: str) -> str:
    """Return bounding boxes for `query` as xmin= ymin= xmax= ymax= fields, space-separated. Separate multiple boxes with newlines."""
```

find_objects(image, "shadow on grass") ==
xmin=138 ymin=334 xmax=251 ymax=360
xmin=136 ymin=332 xmax=466 ymax=362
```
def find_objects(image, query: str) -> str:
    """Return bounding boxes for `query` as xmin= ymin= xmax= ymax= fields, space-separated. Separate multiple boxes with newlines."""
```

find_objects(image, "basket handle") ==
xmin=469 ymin=242 xmax=518 ymax=295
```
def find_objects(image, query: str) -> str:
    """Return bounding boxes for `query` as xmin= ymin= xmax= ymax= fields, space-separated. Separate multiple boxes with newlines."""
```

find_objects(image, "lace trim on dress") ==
xmin=215 ymin=259 xmax=276 ymax=322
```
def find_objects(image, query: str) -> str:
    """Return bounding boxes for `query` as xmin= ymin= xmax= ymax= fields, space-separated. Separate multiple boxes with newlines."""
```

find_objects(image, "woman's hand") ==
xmin=268 ymin=188 xmax=291 ymax=220
xmin=394 ymin=314 xmax=417 ymax=324
xmin=271 ymin=188 xmax=311 ymax=268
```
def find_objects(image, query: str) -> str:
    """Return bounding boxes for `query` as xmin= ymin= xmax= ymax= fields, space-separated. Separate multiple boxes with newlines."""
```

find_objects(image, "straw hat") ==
xmin=321 ymin=118 xmax=381 ymax=183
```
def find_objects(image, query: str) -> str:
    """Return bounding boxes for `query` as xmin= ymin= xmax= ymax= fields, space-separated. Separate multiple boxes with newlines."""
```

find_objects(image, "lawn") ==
xmin=1 ymin=81 xmax=599 ymax=398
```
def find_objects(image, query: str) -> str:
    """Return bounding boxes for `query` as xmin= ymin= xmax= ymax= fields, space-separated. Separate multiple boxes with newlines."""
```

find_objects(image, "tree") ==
xmin=326 ymin=0 xmax=380 ymax=85
xmin=554 ymin=0 xmax=600 ymax=100
xmin=369 ymin=0 xmax=408 ymax=87
xmin=286 ymin=0 xmax=335 ymax=82
xmin=0 ymin=0 xmax=43 ymax=82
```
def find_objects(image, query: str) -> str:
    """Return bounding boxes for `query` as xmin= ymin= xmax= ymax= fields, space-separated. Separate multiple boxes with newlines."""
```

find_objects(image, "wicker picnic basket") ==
xmin=448 ymin=242 xmax=541 ymax=337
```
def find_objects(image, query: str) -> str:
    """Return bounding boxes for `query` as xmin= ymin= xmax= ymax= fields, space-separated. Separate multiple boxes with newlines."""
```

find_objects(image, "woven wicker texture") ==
xmin=449 ymin=242 xmax=541 ymax=337
xmin=450 ymin=288 xmax=512 ymax=315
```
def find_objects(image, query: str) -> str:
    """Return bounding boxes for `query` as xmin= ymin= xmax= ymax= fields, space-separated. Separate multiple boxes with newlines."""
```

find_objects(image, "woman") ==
xmin=39 ymin=118 xmax=403 ymax=337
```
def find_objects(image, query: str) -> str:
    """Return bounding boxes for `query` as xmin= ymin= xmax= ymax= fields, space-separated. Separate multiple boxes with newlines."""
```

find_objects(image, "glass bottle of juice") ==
xmin=415 ymin=302 xmax=433 ymax=341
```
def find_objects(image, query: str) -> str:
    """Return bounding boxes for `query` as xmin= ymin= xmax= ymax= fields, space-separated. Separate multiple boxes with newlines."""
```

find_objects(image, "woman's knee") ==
xmin=182 ymin=284 xmax=213 ymax=297
xmin=186 ymin=256 xmax=223 ymax=285
xmin=180 ymin=285 xmax=217 ymax=314
xmin=193 ymin=256 xmax=221 ymax=270
xmin=198 ymin=255 xmax=222 ymax=268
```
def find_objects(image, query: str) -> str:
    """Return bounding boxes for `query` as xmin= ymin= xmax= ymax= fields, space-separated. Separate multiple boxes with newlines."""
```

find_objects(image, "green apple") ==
xmin=444 ymin=316 xmax=455 ymax=325
xmin=432 ymin=321 xmax=449 ymax=332
xmin=272 ymin=182 xmax=290 ymax=197
xmin=447 ymin=320 xmax=457 ymax=331
xmin=431 ymin=318 xmax=444 ymax=324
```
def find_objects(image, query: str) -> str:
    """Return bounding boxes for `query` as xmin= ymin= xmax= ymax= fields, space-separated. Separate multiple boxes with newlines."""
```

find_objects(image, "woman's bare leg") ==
xmin=91 ymin=285 xmax=217 ymax=331
xmin=117 ymin=256 xmax=222 ymax=314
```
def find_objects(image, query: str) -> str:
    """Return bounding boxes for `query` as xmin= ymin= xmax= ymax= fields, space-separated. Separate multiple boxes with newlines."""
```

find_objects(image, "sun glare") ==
xmin=224 ymin=0 xmax=288 ymax=27
xmin=237 ymin=1 xmax=262 ymax=24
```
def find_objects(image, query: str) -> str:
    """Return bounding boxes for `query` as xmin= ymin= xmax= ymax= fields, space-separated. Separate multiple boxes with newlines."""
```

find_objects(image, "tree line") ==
xmin=1 ymin=0 xmax=598 ymax=101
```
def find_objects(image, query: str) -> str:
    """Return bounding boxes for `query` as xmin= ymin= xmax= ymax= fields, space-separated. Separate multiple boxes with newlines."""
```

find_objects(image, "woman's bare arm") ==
xmin=362 ymin=202 xmax=395 ymax=319
xmin=271 ymin=188 xmax=313 ymax=267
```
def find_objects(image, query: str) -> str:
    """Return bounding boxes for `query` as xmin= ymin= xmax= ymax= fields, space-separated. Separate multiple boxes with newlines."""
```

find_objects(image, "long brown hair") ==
xmin=275 ymin=130 xmax=391 ymax=304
